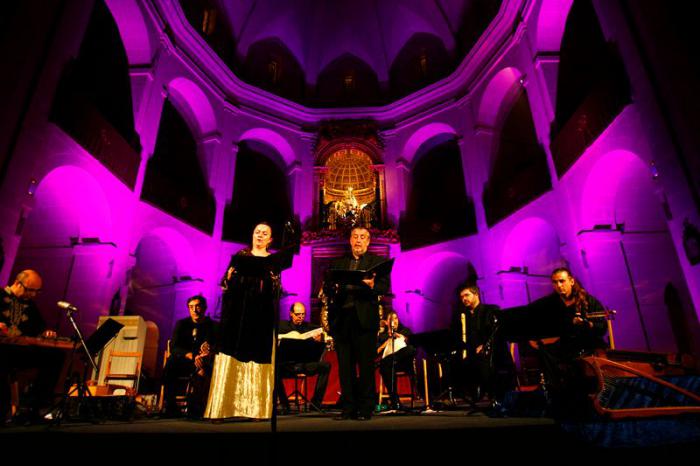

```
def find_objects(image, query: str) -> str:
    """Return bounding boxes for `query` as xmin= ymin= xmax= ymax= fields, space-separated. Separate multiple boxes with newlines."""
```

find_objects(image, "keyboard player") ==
xmin=1 ymin=269 xmax=63 ymax=424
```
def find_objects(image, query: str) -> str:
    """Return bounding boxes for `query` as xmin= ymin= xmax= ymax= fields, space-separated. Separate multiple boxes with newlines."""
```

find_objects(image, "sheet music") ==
xmin=278 ymin=327 xmax=323 ymax=340
xmin=382 ymin=335 xmax=407 ymax=358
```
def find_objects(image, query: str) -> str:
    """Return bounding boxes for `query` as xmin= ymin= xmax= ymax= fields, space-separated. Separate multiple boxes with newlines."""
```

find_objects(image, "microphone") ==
xmin=284 ymin=220 xmax=295 ymax=235
xmin=57 ymin=301 xmax=78 ymax=312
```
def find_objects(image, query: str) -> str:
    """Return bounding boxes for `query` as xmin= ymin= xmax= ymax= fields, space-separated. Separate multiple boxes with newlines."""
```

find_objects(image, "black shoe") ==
xmin=333 ymin=412 xmax=353 ymax=421
xmin=356 ymin=413 xmax=372 ymax=421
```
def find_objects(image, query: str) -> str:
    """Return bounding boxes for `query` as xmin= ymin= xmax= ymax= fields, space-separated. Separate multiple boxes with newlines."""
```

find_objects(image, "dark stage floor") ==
xmin=3 ymin=409 xmax=699 ymax=464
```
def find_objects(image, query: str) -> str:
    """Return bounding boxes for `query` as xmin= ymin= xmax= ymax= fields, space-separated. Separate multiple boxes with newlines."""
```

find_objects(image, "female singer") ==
xmin=205 ymin=223 xmax=280 ymax=420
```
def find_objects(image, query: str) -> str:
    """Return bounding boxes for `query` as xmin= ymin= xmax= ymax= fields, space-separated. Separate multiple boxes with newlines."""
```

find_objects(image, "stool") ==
xmin=378 ymin=370 xmax=416 ymax=408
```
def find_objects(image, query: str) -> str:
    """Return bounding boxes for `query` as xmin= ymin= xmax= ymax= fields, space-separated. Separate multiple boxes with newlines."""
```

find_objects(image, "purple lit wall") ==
xmin=1 ymin=0 xmax=699 ymax=368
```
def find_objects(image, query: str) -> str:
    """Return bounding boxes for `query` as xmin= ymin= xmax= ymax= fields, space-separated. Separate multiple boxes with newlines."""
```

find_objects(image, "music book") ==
xmin=229 ymin=246 xmax=295 ymax=276
xmin=326 ymin=258 xmax=395 ymax=285
xmin=278 ymin=327 xmax=323 ymax=340
xmin=381 ymin=336 xmax=407 ymax=359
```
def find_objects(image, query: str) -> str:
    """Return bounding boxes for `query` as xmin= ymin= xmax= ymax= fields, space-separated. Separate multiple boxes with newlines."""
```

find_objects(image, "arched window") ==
xmin=550 ymin=0 xmax=631 ymax=176
xmin=316 ymin=55 xmax=381 ymax=107
xmin=244 ymin=39 xmax=306 ymax=103
xmin=400 ymin=138 xmax=476 ymax=250
xmin=141 ymin=100 xmax=215 ymax=234
xmin=483 ymin=90 xmax=551 ymax=226
xmin=50 ymin=0 xmax=140 ymax=187
xmin=223 ymin=141 xmax=293 ymax=247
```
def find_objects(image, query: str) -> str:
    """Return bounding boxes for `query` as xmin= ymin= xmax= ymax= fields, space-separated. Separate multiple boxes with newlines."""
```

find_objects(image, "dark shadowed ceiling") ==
xmin=179 ymin=0 xmax=502 ymax=107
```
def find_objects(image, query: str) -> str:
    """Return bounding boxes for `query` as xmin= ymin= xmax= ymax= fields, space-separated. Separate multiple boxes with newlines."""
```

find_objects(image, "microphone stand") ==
xmin=389 ymin=326 xmax=398 ymax=412
xmin=49 ymin=306 xmax=99 ymax=427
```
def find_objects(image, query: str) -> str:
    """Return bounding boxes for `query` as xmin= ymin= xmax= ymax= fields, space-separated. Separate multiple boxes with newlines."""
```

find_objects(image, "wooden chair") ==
xmin=377 ymin=359 xmax=417 ymax=408
xmin=104 ymin=350 xmax=142 ymax=393
xmin=286 ymin=372 xmax=310 ymax=412
xmin=158 ymin=340 xmax=191 ymax=415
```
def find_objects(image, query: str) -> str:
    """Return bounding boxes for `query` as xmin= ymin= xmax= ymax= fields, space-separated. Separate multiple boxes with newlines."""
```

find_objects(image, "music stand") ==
xmin=50 ymin=316 xmax=123 ymax=426
xmin=278 ymin=339 xmax=325 ymax=365
xmin=410 ymin=329 xmax=459 ymax=409
xmin=277 ymin=339 xmax=326 ymax=413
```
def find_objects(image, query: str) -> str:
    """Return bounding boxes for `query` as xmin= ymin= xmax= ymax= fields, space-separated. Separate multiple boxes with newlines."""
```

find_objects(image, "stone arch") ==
xmin=577 ymin=150 xmax=690 ymax=352
xmin=533 ymin=0 xmax=574 ymax=52
xmin=11 ymin=165 xmax=114 ymax=334
xmin=580 ymin=150 xmax=665 ymax=232
xmin=238 ymin=128 xmax=297 ymax=168
xmin=21 ymin=165 xmax=113 ymax=247
xmin=224 ymin=131 xmax=295 ymax=245
xmin=126 ymin=227 xmax=198 ymax=356
xmin=501 ymin=216 xmax=562 ymax=277
xmin=476 ymin=66 xmax=523 ymax=128
xmin=410 ymin=252 xmax=472 ymax=332
xmin=401 ymin=122 xmax=458 ymax=165
xmin=104 ymin=0 xmax=155 ymax=65
xmin=166 ymin=77 xmax=218 ymax=138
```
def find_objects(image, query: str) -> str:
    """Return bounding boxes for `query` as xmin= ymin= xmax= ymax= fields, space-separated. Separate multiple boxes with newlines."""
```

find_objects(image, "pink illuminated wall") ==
xmin=1 ymin=0 xmax=698 ymax=366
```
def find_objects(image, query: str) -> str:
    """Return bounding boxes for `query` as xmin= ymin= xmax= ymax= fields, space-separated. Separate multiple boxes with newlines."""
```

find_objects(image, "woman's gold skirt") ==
xmin=204 ymin=352 xmax=275 ymax=420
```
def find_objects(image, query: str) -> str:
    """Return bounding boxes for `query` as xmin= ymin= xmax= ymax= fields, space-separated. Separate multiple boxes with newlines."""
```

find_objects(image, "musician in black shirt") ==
xmin=276 ymin=302 xmax=330 ymax=413
xmin=451 ymin=284 xmax=513 ymax=405
xmin=1 ymin=270 xmax=61 ymax=424
xmin=532 ymin=268 xmax=609 ymax=418
xmin=536 ymin=268 xmax=608 ymax=361
xmin=162 ymin=295 xmax=218 ymax=418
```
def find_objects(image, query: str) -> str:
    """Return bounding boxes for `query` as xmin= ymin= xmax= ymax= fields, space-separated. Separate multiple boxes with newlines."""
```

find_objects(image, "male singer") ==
xmin=326 ymin=227 xmax=390 ymax=421
xmin=162 ymin=295 xmax=218 ymax=418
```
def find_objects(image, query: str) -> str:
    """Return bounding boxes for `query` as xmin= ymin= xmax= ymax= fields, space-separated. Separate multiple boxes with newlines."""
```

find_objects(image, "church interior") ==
xmin=1 ymin=0 xmax=700 ymax=455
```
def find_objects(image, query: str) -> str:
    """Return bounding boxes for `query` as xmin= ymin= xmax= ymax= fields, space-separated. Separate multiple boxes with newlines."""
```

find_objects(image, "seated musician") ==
xmin=376 ymin=310 xmax=415 ymax=410
xmin=1 ymin=269 xmax=61 ymax=423
xmin=537 ymin=267 xmax=608 ymax=359
xmin=276 ymin=302 xmax=330 ymax=413
xmin=162 ymin=295 xmax=219 ymax=418
xmin=451 ymin=283 xmax=514 ymax=407
xmin=533 ymin=267 xmax=609 ymax=410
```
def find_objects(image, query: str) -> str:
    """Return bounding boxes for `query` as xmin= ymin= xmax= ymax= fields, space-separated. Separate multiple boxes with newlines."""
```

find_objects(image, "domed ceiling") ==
xmin=179 ymin=0 xmax=503 ymax=107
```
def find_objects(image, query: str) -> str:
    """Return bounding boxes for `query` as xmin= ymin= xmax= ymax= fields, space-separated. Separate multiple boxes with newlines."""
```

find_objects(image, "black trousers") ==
xmin=277 ymin=360 xmax=331 ymax=407
xmin=454 ymin=354 xmax=493 ymax=402
xmin=162 ymin=355 xmax=211 ymax=417
xmin=379 ymin=345 xmax=416 ymax=403
xmin=0 ymin=345 xmax=64 ymax=419
xmin=335 ymin=327 xmax=376 ymax=417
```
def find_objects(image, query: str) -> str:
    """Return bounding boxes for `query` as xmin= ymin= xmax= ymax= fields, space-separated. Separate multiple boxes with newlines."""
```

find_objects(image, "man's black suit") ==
xmin=327 ymin=252 xmax=390 ymax=418
xmin=451 ymin=303 xmax=514 ymax=401
xmin=162 ymin=316 xmax=219 ymax=417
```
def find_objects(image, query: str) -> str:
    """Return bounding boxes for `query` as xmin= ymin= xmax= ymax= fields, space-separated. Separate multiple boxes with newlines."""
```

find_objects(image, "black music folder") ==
xmin=278 ymin=339 xmax=325 ymax=364
xmin=326 ymin=258 xmax=395 ymax=285
xmin=496 ymin=296 xmax=563 ymax=341
xmin=229 ymin=246 xmax=295 ymax=276
xmin=86 ymin=318 xmax=124 ymax=355
xmin=410 ymin=329 xmax=455 ymax=356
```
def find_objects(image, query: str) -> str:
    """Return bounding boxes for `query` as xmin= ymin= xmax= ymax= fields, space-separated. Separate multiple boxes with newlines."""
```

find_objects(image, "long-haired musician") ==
xmin=548 ymin=267 xmax=608 ymax=359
